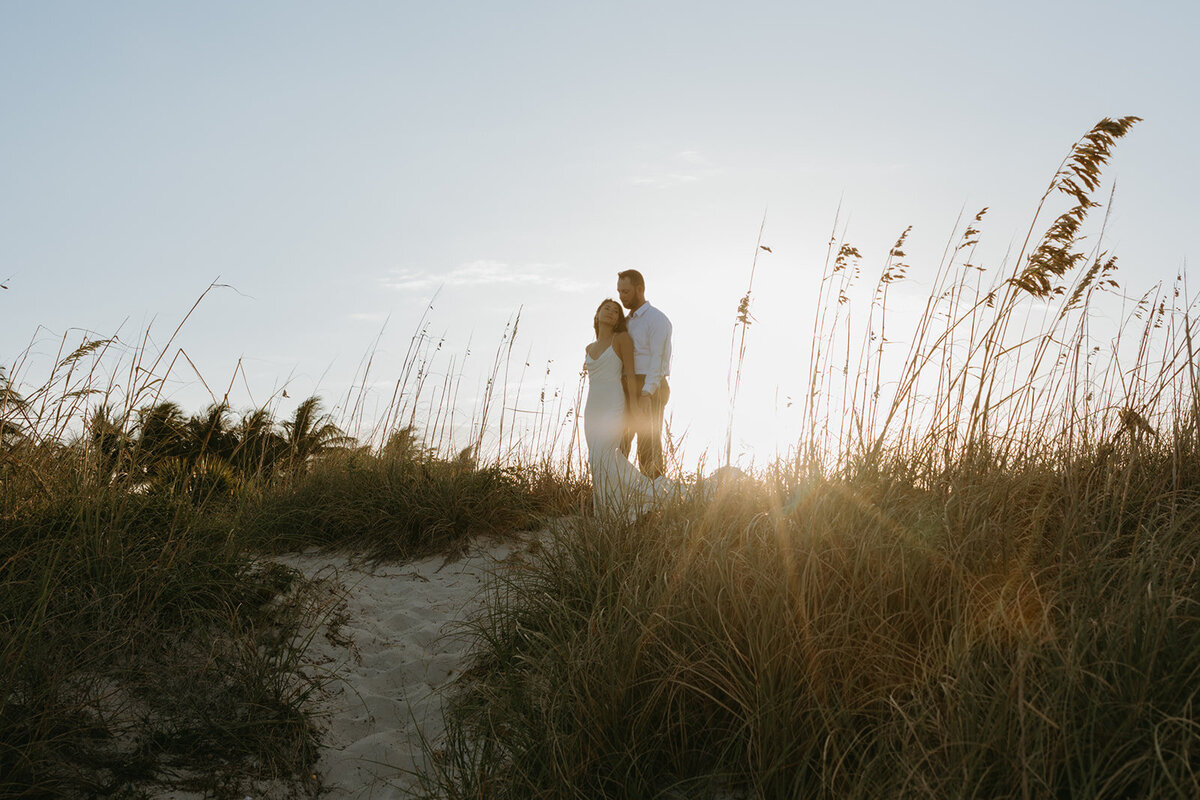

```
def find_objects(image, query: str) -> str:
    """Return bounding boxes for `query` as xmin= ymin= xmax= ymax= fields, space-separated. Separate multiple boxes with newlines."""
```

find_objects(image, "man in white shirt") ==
xmin=616 ymin=269 xmax=672 ymax=479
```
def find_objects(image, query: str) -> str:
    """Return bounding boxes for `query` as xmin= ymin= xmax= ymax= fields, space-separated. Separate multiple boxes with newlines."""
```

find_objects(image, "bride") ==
xmin=584 ymin=299 xmax=670 ymax=517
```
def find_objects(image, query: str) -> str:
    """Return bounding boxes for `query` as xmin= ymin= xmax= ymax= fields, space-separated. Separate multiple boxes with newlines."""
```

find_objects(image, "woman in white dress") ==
xmin=583 ymin=299 xmax=669 ymax=518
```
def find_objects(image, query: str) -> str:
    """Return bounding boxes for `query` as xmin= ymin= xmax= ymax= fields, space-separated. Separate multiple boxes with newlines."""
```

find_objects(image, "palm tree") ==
xmin=0 ymin=366 xmax=26 ymax=449
xmin=185 ymin=402 xmax=237 ymax=464
xmin=231 ymin=406 xmax=285 ymax=477
xmin=88 ymin=404 xmax=131 ymax=483
xmin=282 ymin=396 xmax=354 ymax=472
xmin=134 ymin=401 xmax=188 ymax=473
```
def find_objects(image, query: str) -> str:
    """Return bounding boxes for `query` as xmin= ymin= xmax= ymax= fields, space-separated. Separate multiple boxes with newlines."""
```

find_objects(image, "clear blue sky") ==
xmin=2 ymin=1 xmax=1194 ymax=464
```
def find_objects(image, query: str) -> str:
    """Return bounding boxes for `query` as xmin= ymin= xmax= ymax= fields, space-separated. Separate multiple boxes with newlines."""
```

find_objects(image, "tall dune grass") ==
xmin=5 ymin=115 xmax=1196 ymax=799
xmin=429 ymin=466 xmax=1200 ymax=798
xmin=0 ymin=447 xmax=327 ymax=797
xmin=416 ymin=116 xmax=1200 ymax=798
xmin=0 ymin=297 xmax=584 ymax=796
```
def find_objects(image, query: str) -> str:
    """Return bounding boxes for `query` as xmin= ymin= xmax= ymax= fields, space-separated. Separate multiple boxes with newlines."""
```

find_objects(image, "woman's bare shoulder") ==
xmin=614 ymin=331 xmax=633 ymax=345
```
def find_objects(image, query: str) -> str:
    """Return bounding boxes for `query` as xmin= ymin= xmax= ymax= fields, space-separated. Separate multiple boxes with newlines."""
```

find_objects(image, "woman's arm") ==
xmin=614 ymin=333 xmax=639 ymax=408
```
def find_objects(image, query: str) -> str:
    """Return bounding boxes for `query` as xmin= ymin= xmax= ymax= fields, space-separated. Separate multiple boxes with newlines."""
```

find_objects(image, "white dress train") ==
xmin=583 ymin=345 xmax=670 ymax=518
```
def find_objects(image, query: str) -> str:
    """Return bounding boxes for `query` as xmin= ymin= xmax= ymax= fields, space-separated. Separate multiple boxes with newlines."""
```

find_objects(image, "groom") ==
xmin=617 ymin=269 xmax=672 ymax=479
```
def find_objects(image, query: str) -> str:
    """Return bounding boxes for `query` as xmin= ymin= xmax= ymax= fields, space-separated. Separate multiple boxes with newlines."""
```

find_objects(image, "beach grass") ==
xmin=413 ymin=116 xmax=1200 ymax=799
xmin=0 ymin=329 xmax=582 ymax=796
xmin=0 ymin=461 xmax=324 ymax=797
xmin=7 ymin=115 xmax=1200 ymax=798
xmin=423 ymin=453 xmax=1200 ymax=798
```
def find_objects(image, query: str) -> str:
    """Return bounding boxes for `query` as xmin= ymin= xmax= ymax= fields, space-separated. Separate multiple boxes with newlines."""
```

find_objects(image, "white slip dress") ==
xmin=583 ymin=344 xmax=669 ymax=519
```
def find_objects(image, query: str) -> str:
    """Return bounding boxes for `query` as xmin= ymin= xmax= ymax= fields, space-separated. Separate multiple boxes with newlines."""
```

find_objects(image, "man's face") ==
xmin=617 ymin=278 xmax=639 ymax=310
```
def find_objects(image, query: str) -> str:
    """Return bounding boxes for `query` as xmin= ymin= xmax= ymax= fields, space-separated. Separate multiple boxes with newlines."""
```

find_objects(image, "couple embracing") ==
xmin=583 ymin=269 xmax=673 ymax=517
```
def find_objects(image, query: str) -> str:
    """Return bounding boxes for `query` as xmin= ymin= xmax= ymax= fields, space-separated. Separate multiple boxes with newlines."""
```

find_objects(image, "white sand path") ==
xmin=274 ymin=530 xmax=541 ymax=799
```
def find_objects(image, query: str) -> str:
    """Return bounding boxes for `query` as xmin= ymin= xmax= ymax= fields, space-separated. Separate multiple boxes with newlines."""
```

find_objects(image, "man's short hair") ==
xmin=617 ymin=269 xmax=645 ymax=289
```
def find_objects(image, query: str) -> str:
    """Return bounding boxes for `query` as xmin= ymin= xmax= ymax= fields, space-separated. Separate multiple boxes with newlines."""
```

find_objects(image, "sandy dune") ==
xmin=275 ymin=531 xmax=542 ymax=799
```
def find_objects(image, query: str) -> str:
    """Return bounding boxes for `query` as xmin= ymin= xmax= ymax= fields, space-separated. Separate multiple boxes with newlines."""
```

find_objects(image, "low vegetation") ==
xmin=7 ymin=116 xmax=1198 ymax=799
xmin=416 ymin=116 xmax=1200 ymax=799
xmin=427 ymin=449 xmax=1200 ymax=798
xmin=0 ymin=362 xmax=579 ymax=796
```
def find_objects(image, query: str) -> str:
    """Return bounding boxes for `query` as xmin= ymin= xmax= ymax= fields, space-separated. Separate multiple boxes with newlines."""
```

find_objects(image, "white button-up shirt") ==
xmin=626 ymin=301 xmax=672 ymax=396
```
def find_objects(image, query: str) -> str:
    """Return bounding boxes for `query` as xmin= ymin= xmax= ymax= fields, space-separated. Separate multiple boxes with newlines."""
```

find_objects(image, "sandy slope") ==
xmin=273 ymin=531 xmax=542 ymax=799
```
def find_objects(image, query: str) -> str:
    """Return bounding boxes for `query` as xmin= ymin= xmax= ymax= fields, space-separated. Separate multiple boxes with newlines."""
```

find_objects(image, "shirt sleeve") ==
xmin=642 ymin=311 xmax=672 ymax=396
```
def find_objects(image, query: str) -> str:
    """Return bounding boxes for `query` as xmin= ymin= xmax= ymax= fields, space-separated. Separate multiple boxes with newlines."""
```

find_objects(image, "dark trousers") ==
xmin=621 ymin=375 xmax=669 ymax=479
